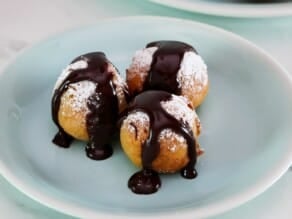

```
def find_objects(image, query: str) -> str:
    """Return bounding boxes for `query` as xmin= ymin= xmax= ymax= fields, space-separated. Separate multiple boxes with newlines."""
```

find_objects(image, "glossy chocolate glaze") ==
xmin=122 ymin=90 xmax=197 ymax=194
xmin=52 ymin=52 xmax=119 ymax=160
xmin=128 ymin=169 xmax=161 ymax=195
xmin=144 ymin=41 xmax=196 ymax=94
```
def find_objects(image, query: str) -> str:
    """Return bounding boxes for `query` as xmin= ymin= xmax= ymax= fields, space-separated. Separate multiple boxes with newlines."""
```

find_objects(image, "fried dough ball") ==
xmin=126 ymin=41 xmax=209 ymax=108
xmin=53 ymin=53 xmax=128 ymax=142
xmin=120 ymin=92 xmax=203 ymax=173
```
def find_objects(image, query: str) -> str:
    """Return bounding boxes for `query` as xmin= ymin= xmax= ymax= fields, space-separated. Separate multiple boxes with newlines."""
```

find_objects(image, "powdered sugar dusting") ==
xmin=123 ymin=111 xmax=149 ymax=135
xmin=123 ymin=94 xmax=201 ymax=144
xmin=127 ymin=47 xmax=158 ymax=81
xmin=159 ymin=129 xmax=186 ymax=152
xmin=177 ymin=51 xmax=208 ymax=92
xmin=123 ymin=110 xmax=188 ymax=145
xmin=108 ymin=63 xmax=128 ymax=110
xmin=54 ymin=60 xmax=88 ymax=91
xmin=160 ymin=95 xmax=202 ymax=141
xmin=60 ymin=81 xmax=97 ymax=116
xmin=161 ymin=94 xmax=197 ymax=129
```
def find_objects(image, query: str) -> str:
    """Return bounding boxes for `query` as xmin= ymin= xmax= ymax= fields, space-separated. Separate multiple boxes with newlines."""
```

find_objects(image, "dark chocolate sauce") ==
xmin=52 ymin=130 xmax=73 ymax=148
xmin=128 ymin=169 xmax=161 ymax=194
xmin=52 ymin=52 xmax=119 ymax=160
xmin=144 ymin=41 xmax=196 ymax=94
xmin=122 ymin=90 xmax=197 ymax=194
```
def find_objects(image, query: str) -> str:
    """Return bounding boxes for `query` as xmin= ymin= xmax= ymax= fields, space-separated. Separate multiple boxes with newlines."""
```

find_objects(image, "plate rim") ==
xmin=149 ymin=0 xmax=292 ymax=18
xmin=0 ymin=15 xmax=292 ymax=219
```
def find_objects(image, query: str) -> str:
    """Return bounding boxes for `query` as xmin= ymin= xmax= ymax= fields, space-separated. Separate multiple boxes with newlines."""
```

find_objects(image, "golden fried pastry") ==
xmin=119 ymin=90 xmax=203 ymax=194
xmin=51 ymin=52 xmax=128 ymax=160
xmin=126 ymin=41 xmax=209 ymax=108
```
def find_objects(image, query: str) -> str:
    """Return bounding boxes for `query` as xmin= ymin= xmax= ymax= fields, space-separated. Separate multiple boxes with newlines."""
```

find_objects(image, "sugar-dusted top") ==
xmin=177 ymin=51 xmax=208 ymax=92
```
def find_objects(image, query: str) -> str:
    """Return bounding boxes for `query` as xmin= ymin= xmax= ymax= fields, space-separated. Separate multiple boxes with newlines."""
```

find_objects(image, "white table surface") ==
xmin=0 ymin=0 xmax=291 ymax=218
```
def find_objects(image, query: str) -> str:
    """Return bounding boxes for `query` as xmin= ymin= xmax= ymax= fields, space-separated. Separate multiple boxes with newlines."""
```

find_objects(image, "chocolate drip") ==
xmin=122 ymin=90 xmax=197 ymax=194
xmin=128 ymin=169 xmax=161 ymax=194
xmin=52 ymin=52 xmax=119 ymax=160
xmin=52 ymin=130 xmax=73 ymax=148
xmin=144 ymin=41 xmax=196 ymax=94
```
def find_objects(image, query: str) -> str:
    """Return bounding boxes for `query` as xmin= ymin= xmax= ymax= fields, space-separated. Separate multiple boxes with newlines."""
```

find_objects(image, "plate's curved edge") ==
xmin=0 ymin=16 xmax=292 ymax=219
xmin=0 ymin=147 xmax=291 ymax=219
xmin=1 ymin=15 xmax=292 ymax=81
xmin=149 ymin=0 xmax=292 ymax=18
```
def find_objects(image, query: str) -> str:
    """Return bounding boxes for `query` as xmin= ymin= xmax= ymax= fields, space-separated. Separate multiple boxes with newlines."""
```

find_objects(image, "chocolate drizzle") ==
xmin=121 ymin=91 xmax=197 ymax=194
xmin=52 ymin=52 xmax=119 ymax=160
xmin=144 ymin=41 xmax=196 ymax=94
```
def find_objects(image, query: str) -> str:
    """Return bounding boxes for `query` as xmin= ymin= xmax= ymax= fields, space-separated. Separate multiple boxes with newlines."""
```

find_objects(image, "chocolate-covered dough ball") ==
xmin=52 ymin=52 xmax=128 ymax=160
xmin=127 ymin=41 xmax=208 ymax=108
xmin=119 ymin=90 xmax=203 ymax=194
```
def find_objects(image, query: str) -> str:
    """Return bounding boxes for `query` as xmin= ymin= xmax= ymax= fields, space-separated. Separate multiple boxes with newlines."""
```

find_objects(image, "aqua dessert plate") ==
xmin=0 ymin=16 xmax=291 ymax=219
